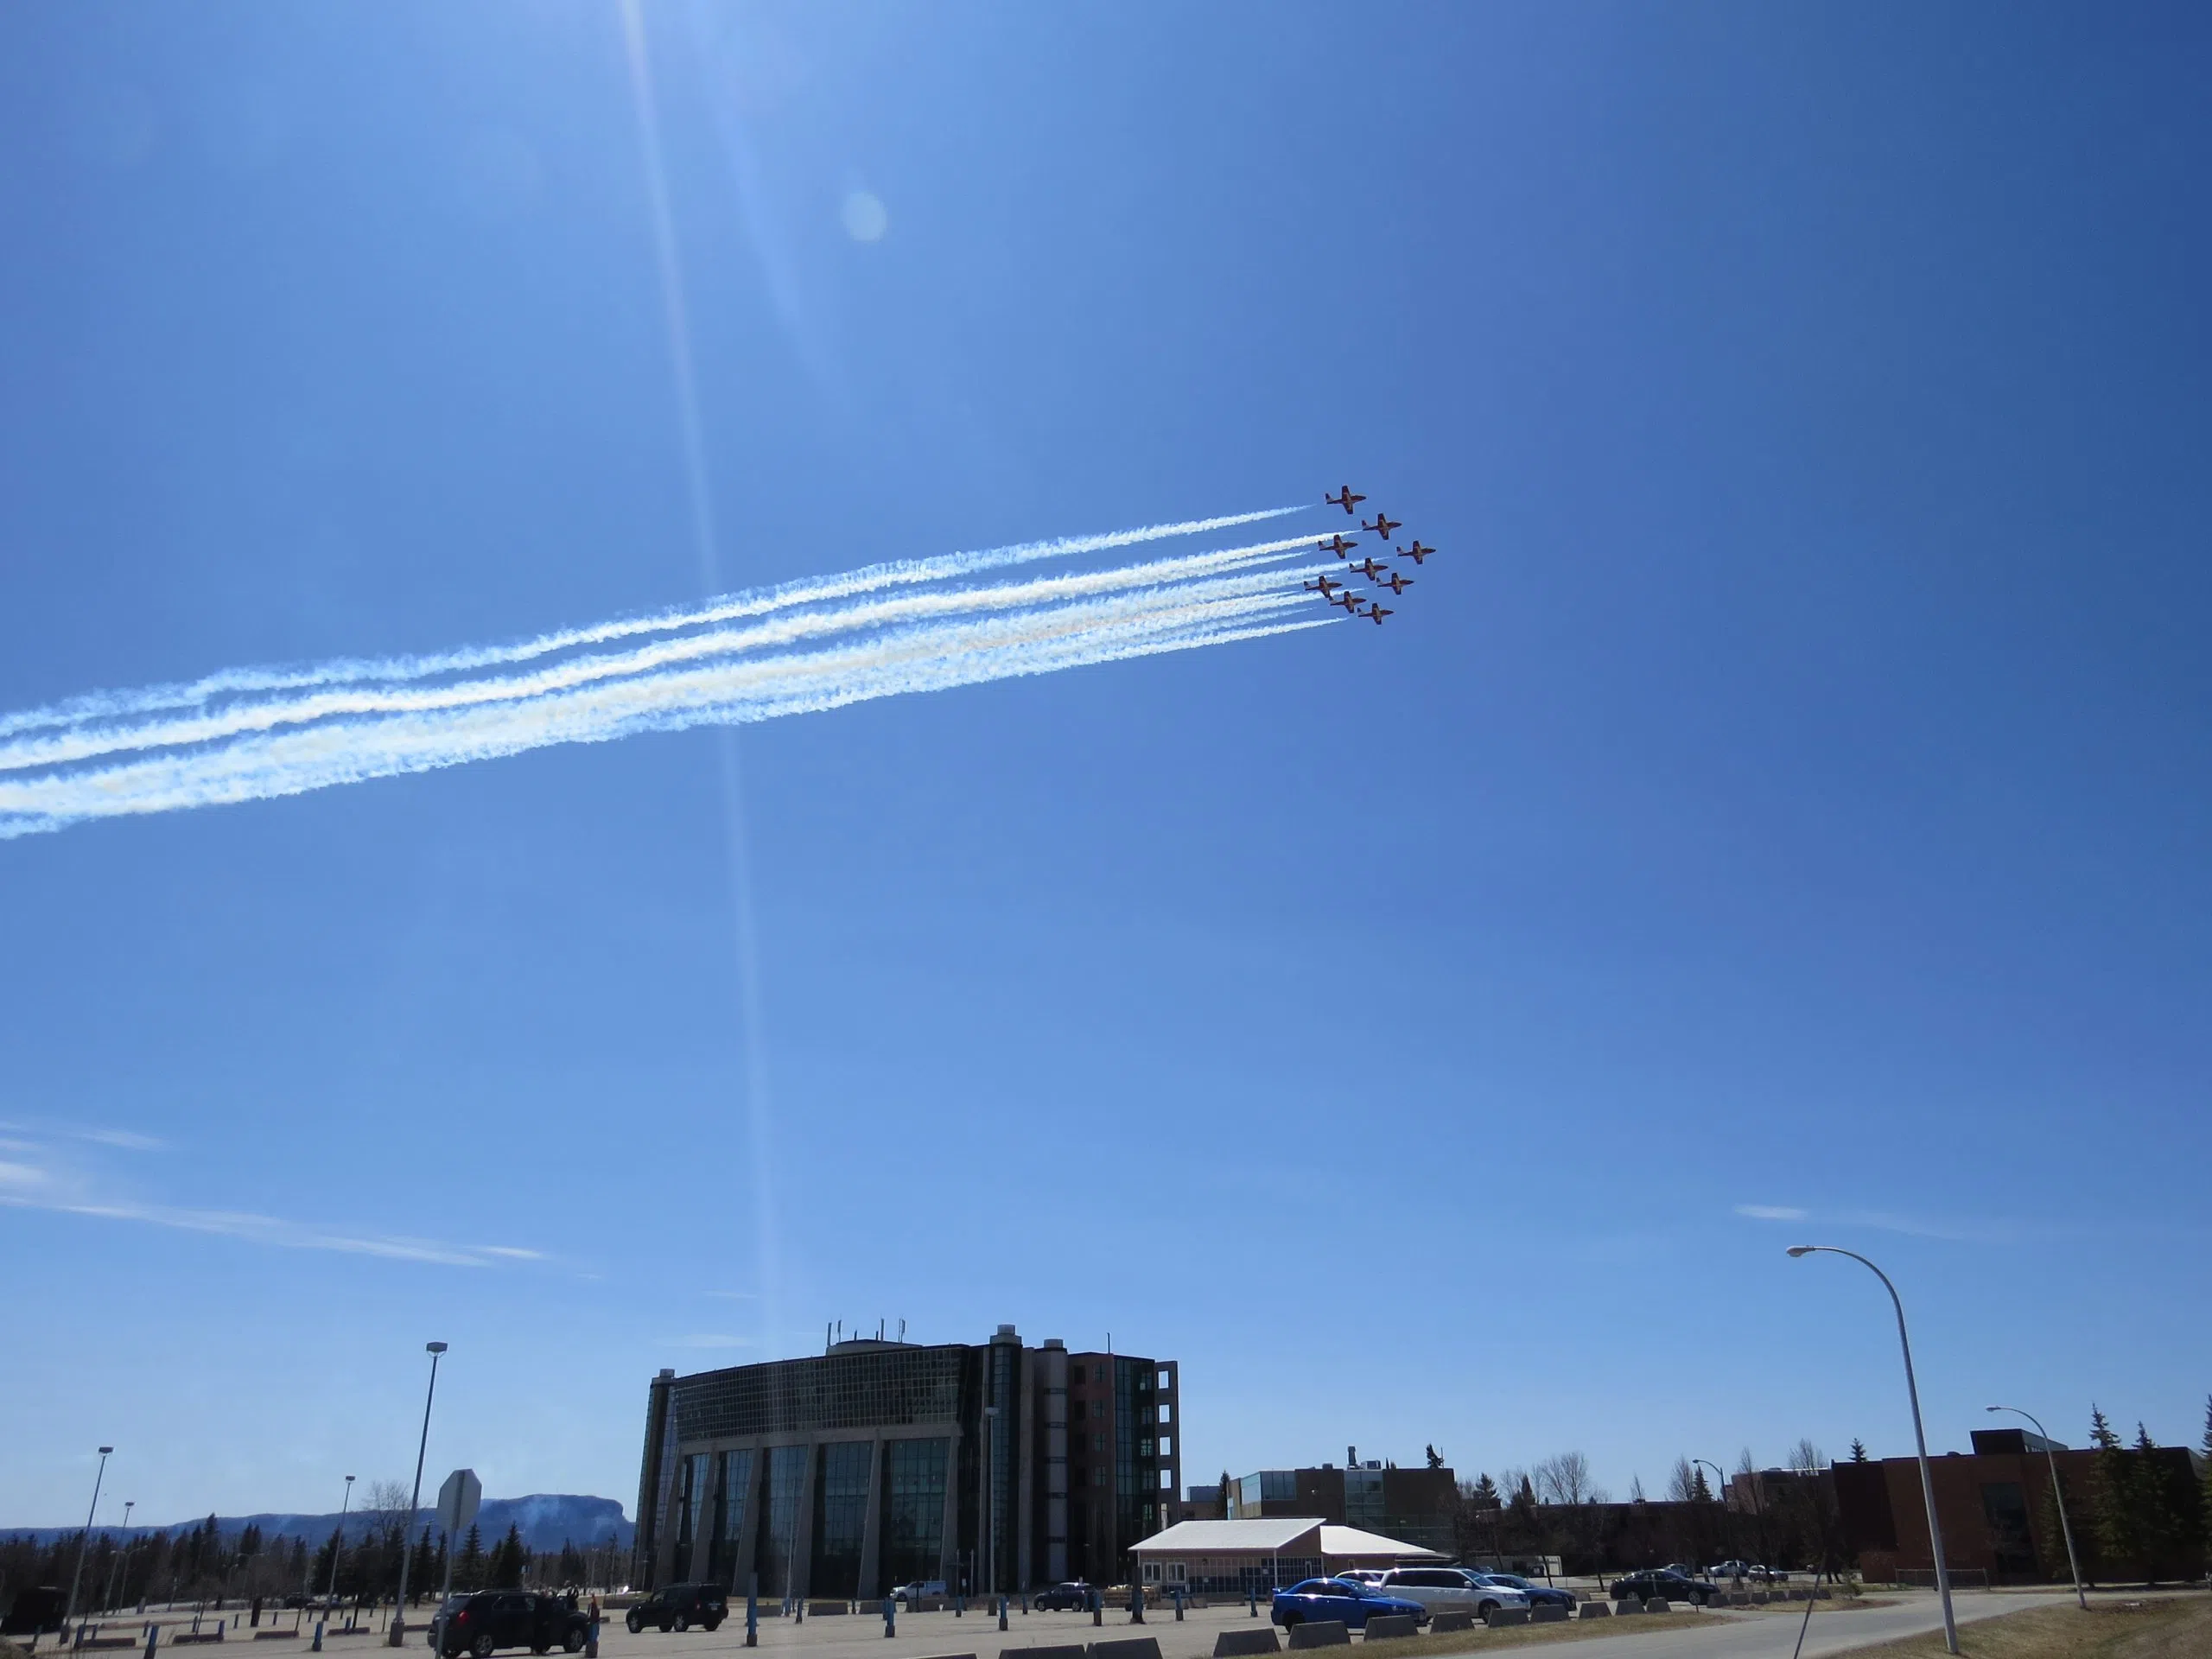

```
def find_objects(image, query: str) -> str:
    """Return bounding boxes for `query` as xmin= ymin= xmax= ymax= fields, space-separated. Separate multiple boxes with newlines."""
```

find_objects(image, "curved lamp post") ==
xmin=1986 ymin=1406 xmax=2086 ymax=1610
xmin=1788 ymin=1245 xmax=1956 ymax=1656
xmin=390 ymin=1344 xmax=448 ymax=1646
xmin=63 ymin=1446 xmax=113 ymax=1642
xmin=327 ymin=1476 xmax=356 ymax=1605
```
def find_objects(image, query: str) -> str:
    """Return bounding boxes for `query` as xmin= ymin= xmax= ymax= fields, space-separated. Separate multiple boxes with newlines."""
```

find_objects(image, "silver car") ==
xmin=1373 ymin=1568 xmax=1527 ymax=1620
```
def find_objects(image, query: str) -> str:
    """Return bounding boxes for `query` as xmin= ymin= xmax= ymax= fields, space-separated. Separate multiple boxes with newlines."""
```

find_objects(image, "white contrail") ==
xmin=0 ymin=528 xmax=1341 ymax=838
xmin=0 ymin=534 xmax=1318 ymax=774
xmin=0 ymin=507 xmax=1303 ymax=741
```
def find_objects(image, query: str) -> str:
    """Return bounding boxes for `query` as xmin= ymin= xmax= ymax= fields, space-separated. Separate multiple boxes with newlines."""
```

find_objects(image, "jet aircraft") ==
xmin=1382 ymin=571 xmax=1412 ymax=594
xmin=1330 ymin=590 xmax=1362 ymax=613
xmin=1317 ymin=533 xmax=1358 ymax=559
xmin=1400 ymin=540 xmax=1435 ymax=565
xmin=1362 ymin=512 xmax=1402 ymax=540
xmin=1364 ymin=604 xmax=1394 ymax=626
xmin=1350 ymin=556 xmax=1386 ymax=582
xmin=1326 ymin=486 xmax=1367 ymax=514
xmin=1303 ymin=575 xmax=1343 ymax=598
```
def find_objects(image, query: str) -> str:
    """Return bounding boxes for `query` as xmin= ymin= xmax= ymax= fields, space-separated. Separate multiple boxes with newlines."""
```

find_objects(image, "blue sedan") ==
xmin=1270 ymin=1580 xmax=1430 ymax=1630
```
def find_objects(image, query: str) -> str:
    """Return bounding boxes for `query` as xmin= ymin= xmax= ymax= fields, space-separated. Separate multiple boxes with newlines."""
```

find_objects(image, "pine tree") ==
xmin=1849 ymin=1440 xmax=1869 ymax=1464
xmin=1691 ymin=1465 xmax=1713 ymax=1502
xmin=457 ymin=1524 xmax=484 ymax=1592
xmin=2089 ymin=1406 xmax=2145 ymax=1579
xmin=1469 ymin=1473 xmax=1501 ymax=1507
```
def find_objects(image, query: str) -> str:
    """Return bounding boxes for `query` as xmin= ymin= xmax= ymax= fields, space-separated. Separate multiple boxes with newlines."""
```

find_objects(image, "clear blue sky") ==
xmin=3 ymin=1 xmax=2207 ymax=1525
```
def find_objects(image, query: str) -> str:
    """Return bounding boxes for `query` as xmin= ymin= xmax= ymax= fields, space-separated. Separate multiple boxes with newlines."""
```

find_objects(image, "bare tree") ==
xmin=1667 ymin=1458 xmax=1700 ymax=1503
xmin=1789 ymin=1440 xmax=1826 ymax=1473
xmin=1533 ymin=1452 xmax=1596 ymax=1508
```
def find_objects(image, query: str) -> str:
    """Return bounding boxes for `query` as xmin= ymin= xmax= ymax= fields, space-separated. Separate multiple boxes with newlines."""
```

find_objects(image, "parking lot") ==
xmin=52 ymin=1586 xmax=2093 ymax=1659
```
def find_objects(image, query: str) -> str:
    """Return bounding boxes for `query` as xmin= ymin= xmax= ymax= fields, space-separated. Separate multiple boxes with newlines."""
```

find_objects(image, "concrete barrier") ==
xmin=1088 ymin=1639 xmax=1165 ymax=1659
xmin=1729 ymin=1592 xmax=1750 ymax=1606
xmin=1359 ymin=1616 xmax=1416 ymax=1642
xmin=1285 ymin=1624 xmax=1349 ymax=1650
xmin=1751 ymin=1592 xmax=1769 ymax=1605
xmin=808 ymin=1602 xmax=849 ymax=1616
xmin=251 ymin=1635 xmax=296 ymax=1643
xmin=1576 ymin=1603 xmax=1610 ymax=1620
xmin=1529 ymin=1607 xmax=1567 ymax=1624
xmin=1483 ymin=1608 xmax=1529 ymax=1629
xmin=1212 ymin=1631 xmax=1281 ymax=1657
xmin=1643 ymin=1599 xmax=1672 ymax=1614
xmin=1611 ymin=1600 xmax=1643 ymax=1616
xmin=1427 ymin=1613 xmax=1473 ymax=1634
xmin=1010 ymin=1647 xmax=1086 ymax=1659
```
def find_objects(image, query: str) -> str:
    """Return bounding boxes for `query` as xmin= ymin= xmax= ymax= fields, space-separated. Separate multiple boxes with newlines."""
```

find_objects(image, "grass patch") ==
xmin=1840 ymin=1598 xmax=2212 ymax=1659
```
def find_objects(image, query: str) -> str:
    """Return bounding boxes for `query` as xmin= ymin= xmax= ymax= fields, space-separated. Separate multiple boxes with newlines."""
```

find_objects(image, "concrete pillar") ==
xmin=791 ymin=1442 xmax=819 ymax=1603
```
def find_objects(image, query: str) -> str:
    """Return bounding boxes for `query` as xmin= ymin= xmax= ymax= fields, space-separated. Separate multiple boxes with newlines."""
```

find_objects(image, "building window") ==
xmin=1140 ymin=1439 xmax=1154 ymax=1457
xmin=1095 ymin=1432 xmax=1107 ymax=1452
xmin=755 ymin=1445 xmax=806 ymax=1599
xmin=1160 ymin=1435 xmax=1172 ymax=1456
xmin=1158 ymin=1403 xmax=1172 ymax=1425
xmin=1094 ymin=1468 xmax=1108 ymax=1488
xmin=812 ymin=1441 xmax=873 ymax=1598
xmin=1072 ymin=1402 xmax=1084 ymax=1421
xmin=709 ymin=1449 xmax=753 ymax=1584
xmin=1157 ymin=1370 xmax=1171 ymax=1391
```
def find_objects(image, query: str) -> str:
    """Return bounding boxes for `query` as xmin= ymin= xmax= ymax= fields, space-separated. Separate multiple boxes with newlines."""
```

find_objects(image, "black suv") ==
xmin=1608 ymin=1569 xmax=1717 ymax=1607
xmin=435 ymin=1592 xmax=589 ymax=1657
xmin=625 ymin=1585 xmax=728 ymax=1634
xmin=1033 ymin=1582 xmax=1096 ymax=1611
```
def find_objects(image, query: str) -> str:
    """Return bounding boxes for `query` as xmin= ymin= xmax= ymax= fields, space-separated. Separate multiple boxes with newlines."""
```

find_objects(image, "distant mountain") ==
xmin=3 ymin=1496 xmax=632 ymax=1556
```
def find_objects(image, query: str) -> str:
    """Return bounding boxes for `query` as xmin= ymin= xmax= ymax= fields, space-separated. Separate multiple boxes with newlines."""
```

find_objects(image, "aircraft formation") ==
xmin=1310 ymin=486 xmax=1435 ymax=626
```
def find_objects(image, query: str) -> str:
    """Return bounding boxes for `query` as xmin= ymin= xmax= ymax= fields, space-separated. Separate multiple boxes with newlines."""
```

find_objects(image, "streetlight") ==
xmin=103 ymin=1502 xmax=136 ymax=1614
xmin=1788 ymin=1246 xmax=1956 ymax=1656
xmin=327 ymin=1477 xmax=357 ymax=1605
xmin=390 ymin=1344 xmax=448 ymax=1647
xmin=1986 ymin=1406 xmax=2086 ymax=1611
xmin=63 ymin=1446 xmax=114 ymax=1642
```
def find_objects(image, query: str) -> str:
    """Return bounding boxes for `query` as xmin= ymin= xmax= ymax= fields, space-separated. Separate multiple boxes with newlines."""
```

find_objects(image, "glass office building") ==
xmin=635 ymin=1325 xmax=1179 ymax=1597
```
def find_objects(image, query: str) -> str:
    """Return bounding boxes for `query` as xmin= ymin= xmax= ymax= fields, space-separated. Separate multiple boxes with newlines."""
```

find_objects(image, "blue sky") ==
xmin=3 ymin=0 xmax=2208 ymax=1525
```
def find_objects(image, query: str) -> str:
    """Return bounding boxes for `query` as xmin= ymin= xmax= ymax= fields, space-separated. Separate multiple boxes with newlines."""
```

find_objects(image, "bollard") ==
xmin=956 ymin=1594 xmax=963 ymax=1619
xmin=312 ymin=1625 xmax=324 ymax=1655
xmin=1092 ymin=1599 xmax=1103 ymax=1629
xmin=746 ymin=1582 xmax=759 ymax=1649
xmin=998 ymin=1597 xmax=1007 ymax=1632
xmin=145 ymin=1627 xmax=161 ymax=1659
xmin=795 ymin=1601 xmax=804 ymax=1627
xmin=1249 ymin=1586 xmax=1258 ymax=1619
xmin=883 ymin=1599 xmax=894 ymax=1640
xmin=585 ymin=1618 xmax=599 ymax=1659
xmin=1130 ymin=1585 xmax=1145 ymax=1625
xmin=1175 ymin=1590 xmax=1185 ymax=1623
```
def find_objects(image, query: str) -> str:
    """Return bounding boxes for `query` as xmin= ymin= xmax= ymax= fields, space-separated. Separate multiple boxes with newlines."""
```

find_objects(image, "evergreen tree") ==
xmin=1691 ymin=1465 xmax=1713 ymax=1502
xmin=2089 ymin=1407 xmax=2148 ymax=1578
xmin=1426 ymin=1445 xmax=1443 ymax=1471
xmin=1848 ymin=1440 xmax=1870 ymax=1464
xmin=1468 ymin=1473 xmax=1500 ymax=1507
xmin=491 ymin=1525 xmax=526 ymax=1590
xmin=456 ymin=1524 xmax=484 ymax=1592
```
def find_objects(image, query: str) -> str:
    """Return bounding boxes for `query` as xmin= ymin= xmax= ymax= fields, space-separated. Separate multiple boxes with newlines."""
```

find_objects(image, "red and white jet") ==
xmin=1362 ymin=512 xmax=1402 ymax=541
xmin=1325 ymin=486 xmax=1367 ymax=514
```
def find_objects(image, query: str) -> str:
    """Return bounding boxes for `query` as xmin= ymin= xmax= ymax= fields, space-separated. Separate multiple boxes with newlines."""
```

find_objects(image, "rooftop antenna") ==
xmin=824 ymin=1321 xmax=831 ymax=1353
xmin=899 ymin=1319 xmax=906 ymax=1342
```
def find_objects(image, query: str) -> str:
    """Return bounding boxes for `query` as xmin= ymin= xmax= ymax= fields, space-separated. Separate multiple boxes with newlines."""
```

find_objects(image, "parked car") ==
xmin=623 ymin=1584 xmax=728 ymax=1634
xmin=434 ymin=1592 xmax=589 ymax=1657
xmin=1033 ymin=1583 xmax=1096 ymax=1611
xmin=1373 ymin=1569 xmax=1523 ymax=1621
xmin=1465 ymin=1572 xmax=1573 ymax=1611
xmin=1270 ymin=1580 xmax=1430 ymax=1630
xmin=1608 ymin=1569 xmax=1719 ymax=1607
xmin=1336 ymin=1571 xmax=1390 ymax=1588
xmin=893 ymin=1581 xmax=949 ymax=1605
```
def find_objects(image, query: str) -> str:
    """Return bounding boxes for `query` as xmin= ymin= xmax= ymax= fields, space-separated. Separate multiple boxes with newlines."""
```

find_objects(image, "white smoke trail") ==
xmin=0 ymin=533 xmax=1339 ymax=838
xmin=0 ymin=507 xmax=1301 ymax=742
xmin=0 ymin=534 xmax=1318 ymax=775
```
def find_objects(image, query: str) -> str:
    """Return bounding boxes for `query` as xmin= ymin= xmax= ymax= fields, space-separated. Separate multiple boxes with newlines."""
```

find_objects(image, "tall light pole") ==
xmin=327 ymin=1476 xmax=357 ymax=1605
xmin=103 ymin=1502 xmax=136 ymax=1613
xmin=63 ymin=1446 xmax=114 ymax=1641
xmin=1789 ymin=1246 xmax=1956 ymax=1655
xmin=1986 ymin=1406 xmax=2086 ymax=1611
xmin=390 ymin=1344 xmax=448 ymax=1647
